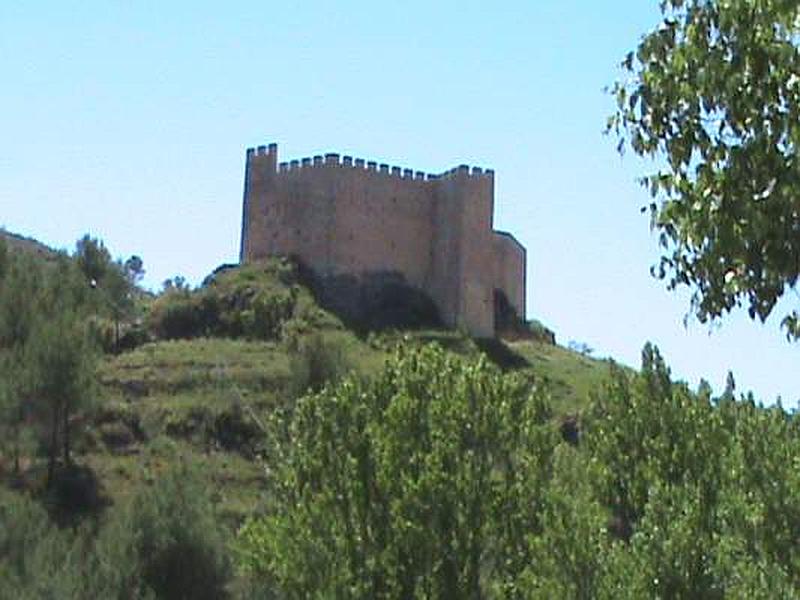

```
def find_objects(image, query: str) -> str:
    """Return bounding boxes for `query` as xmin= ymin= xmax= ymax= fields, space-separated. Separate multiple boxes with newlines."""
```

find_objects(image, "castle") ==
xmin=239 ymin=143 xmax=526 ymax=338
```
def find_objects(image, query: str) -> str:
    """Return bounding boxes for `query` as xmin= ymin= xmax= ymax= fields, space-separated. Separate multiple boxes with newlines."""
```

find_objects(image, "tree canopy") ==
xmin=609 ymin=0 xmax=800 ymax=338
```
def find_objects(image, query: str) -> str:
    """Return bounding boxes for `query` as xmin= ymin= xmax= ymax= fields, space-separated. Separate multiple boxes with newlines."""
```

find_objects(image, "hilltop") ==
xmin=0 ymin=228 xmax=57 ymax=260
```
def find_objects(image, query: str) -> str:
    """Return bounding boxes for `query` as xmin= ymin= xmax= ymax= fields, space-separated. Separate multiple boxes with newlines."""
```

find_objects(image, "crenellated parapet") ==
xmin=246 ymin=143 xmax=278 ymax=160
xmin=246 ymin=143 xmax=494 ymax=183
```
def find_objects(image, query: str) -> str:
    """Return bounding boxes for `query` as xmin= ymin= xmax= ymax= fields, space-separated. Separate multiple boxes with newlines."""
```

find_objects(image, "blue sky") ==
xmin=1 ymin=1 xmax=797 ymax=405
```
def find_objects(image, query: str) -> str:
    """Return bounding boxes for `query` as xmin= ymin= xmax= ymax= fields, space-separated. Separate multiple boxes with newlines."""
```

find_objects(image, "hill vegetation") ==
xmin=0 ymin=228 xmax=56 ymax=261
xmin=0 ymin=231 xmax=798 ymax=597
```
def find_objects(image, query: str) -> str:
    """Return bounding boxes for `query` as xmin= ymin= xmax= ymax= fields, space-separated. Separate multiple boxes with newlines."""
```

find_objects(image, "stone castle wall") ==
xmin=240 ymin=143 xmax=526 ymax=337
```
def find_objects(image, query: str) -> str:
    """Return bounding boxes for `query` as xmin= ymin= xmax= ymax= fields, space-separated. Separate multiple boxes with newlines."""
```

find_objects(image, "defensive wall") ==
xmin=239 ymin=143 xmax=526 ymax=337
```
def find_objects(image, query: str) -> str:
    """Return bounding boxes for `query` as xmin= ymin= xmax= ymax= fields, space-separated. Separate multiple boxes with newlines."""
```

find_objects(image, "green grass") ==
xmin=509 ymin=339 xmax=615 ymax=414
xmin=80 ymin=437 xmax=267 ymax=527
xmin=83 ymin=328 xmax=397 ymax=522
xmin=100 ymin=338 xmax=293 ymax=396
xmin=367 ymin=328 xmax=615 ymax=415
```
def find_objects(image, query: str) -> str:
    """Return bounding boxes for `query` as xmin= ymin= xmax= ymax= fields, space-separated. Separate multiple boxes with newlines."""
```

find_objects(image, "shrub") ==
xmin=0 ymin=489 xmax=84 ymax=598
xmin=89 ymin=461 xmax=232 ymax=599
xmin=148 ymin=291 xmax=203 ymax=339
xmin=212 ymin=402 xmax=263 ymax=457
xmin=44 ymin=464 xmax=105 ymax=522
xmin=286 ymin=332 xmax=349 ymax=396
xmin=147 ymin=262 xmax=307 ymax=342
xmin=252 ymin=289 xmax=295 ymax=340
xmin=525 ymin=319 xmax=556 ymax=345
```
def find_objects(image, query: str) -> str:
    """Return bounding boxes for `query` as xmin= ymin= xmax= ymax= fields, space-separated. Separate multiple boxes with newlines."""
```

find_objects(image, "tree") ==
xmin=0 ymin=354 xmax=33 ymax=477
xmin=75 ymin=234 xmax=111 ymax=287
xmin=236 ymin=345 xmax=556 ymax=597
xmin=25 ymin=256 xmax=97 ymax=485
xmin=0 ymin=488 xmax=85 ymax=597
xmin=0 ymin=253 xmax=43 ymax=349
xmin=608 ymin=1 xmax=800 ymax=338
xmin=0 ymin=253 xmax=43 ymax=475
xmin=27 ymin=310 xmax=96 ymax=485
xmin=162 ymin=275 xmax=188 ymax=292
xmin=104 ymin=260 xmax=135 ymax=352
xmin=123 ymin=255 xmax=145 ymax=284
xmin=74 ymin=237 xmax=144 ymax=352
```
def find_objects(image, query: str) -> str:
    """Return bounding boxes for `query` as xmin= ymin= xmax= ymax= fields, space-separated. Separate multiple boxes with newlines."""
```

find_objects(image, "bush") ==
xmin=0 ymin=489 xmax=84 ymax=598
xmin=116 ymin=322 xmax=151 ymax=352
xmin=252 ymin=289 xmax=295 ymax=339
xmin=148 ymin=291 xmax=203 ymax=339
xmin=526 ymin=319 xmax=556 ymax=345
xmin=286 ymin=332 xmax=350 ymax=396
xmin=147 ymin=262 xmax=306 ymax=342
xmin=89 ymin=461 xmax=232 ymax=599
xmin=44 ymin=464 xmax=105 ymax=522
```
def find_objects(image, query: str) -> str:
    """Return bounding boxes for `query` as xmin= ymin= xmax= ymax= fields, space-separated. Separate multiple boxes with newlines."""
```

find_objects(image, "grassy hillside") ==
xmin=50 ymin=256 xmax=609 ymax=525
xmin=89 ymin=338 xmax=607 ymax=512
xmin=5 ymin=230 xmax=798 ymax=597
xmin=0 ymin=232 xmax=618 ymax=594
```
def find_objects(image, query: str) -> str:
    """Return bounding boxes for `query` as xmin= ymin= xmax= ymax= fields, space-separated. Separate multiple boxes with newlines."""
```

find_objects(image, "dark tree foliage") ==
xmin=124 ymin=254 xmax=145 ymax=284
xmin=0 ymin=239 xmax=102 ymax=485
xmin=74 ymin=235 xmax=145 ymax=353
xmin=0 ymin=466 xmax=232 ymax=599
xmin=88 ymin=462 xmax=232 ymax=600
xmin=26 ymin=310 xmax=96 ymax=485
xmin=0 ymin=237 xmax=8 ymax=282
xmin=75 ymin=234 xmax=111 ymax=286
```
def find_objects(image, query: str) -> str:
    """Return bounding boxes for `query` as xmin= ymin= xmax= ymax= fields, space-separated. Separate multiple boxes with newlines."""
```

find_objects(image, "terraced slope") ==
xmin=84 ymin=329 xmax=612 ymax=523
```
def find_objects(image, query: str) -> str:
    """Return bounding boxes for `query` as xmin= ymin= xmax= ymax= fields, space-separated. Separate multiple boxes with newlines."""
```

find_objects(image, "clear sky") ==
xmin=1 ymin=1 xmax=796 ymax=406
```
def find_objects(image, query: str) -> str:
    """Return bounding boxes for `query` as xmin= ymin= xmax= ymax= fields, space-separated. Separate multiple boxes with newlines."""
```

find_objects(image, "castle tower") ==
xmin=240 ymin=143 xmax=277 ymax=261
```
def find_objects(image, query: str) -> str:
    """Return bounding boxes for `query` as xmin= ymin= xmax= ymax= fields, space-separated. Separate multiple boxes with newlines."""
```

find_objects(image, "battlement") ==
xmin=247 ymin=143 xmax=494 ymax=182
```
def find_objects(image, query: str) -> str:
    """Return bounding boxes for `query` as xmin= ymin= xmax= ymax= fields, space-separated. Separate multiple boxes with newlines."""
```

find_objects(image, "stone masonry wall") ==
xmin=240 ymin=143 xmax=526 ymax=337
xmin=493 ymin=232 xmax=526 ymax=318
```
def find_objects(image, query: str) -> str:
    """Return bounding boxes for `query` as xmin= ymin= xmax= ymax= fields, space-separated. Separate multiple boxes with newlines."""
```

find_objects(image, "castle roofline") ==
xmin=247 ymin=143 xmax=494 ymax=182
